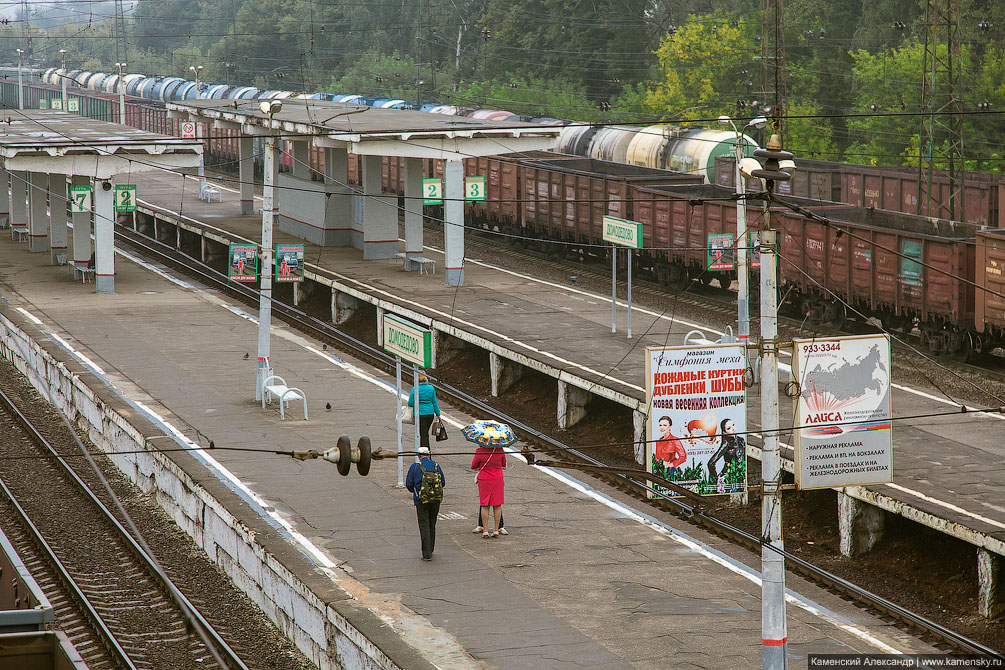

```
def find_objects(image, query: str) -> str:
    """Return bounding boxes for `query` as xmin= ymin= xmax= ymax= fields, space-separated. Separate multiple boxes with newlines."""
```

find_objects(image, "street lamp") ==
xmin=748 ymin=132 xmax=794 ymax=670
xmin=114 ymin=62 xmax=126 ymax=124
xmin=717 ymin=114 xmax=767 ymax=350
xmin=16 ymin=49 xmax=24 ymax=110
xmin=189 ymin=65 xmax=205 ymax=196
xmin=255 ymin=99 xmax=283 ymax=400
xmin=59 ymin=50 xmax=67 ymax=111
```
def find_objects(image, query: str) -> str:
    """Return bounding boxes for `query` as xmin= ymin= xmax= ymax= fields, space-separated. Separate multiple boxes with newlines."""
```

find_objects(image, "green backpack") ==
xmin=418 ymin=461 xmax=443 ymax=503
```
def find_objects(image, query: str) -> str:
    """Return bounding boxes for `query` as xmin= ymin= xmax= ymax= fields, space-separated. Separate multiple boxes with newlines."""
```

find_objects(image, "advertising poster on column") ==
xmin=646 ymin=344 xmax=747 ymax=497
xmin=706 ymin=233 xmax=736 ymax=271
xmin=793 ymin=334 xmax=893 ymax=489
xmin=228 ymin=244 xmax=258 ymax=282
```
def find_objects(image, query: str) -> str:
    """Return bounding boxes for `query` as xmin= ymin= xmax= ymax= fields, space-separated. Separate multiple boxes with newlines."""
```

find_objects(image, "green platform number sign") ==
xmin=115 ymin=185 xmax=137 ymax=212
xmin=422 ymin=178 xmax=442 ymax=205
xmin=39 ymin=99 xmax=48 ymax=109
xmin=228 ymin=244 xmax=259 ymax=282
xmin=68 ymin=98 xmax=79 ymax=113
xmin=464 ymin=176 xmax=486 ymax=202
xmin=69 ymin=185 xmax=92 ymax=214
xmin=275 ymin=244 xmax=304 ymax=283
xmin=50 ymin=98 xmax=63 ymax=110
xmin=706 ymin=233 xmax=736 ymax=271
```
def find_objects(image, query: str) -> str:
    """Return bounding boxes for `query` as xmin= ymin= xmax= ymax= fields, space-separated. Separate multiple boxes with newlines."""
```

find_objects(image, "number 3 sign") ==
xmin=464 ymin=176 xmax=486 ymax=202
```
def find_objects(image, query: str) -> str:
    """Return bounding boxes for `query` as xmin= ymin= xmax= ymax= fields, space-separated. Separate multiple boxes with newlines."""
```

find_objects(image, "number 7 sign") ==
xmin=115 ymin=185 xmax=137 ymax=212
xmin=69 ymin=185 xmax=92 ymax=213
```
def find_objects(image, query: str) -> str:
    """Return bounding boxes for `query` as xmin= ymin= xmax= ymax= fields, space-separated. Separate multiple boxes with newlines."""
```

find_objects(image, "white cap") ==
xmin=417 ymin=446 xmax=430 ymax=455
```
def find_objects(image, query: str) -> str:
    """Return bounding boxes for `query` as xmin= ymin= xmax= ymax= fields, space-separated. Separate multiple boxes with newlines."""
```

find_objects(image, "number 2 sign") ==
xmin=422 ymin=178 xmax=442 ymax=205
xmin=69 ymin=185 xmax=92 ymax=213
xmin=115 ymin=185 xmax=137 ymax=212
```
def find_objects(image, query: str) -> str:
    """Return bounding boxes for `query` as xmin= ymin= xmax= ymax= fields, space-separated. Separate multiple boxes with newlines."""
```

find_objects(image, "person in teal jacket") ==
xmin=407 ymin=374 xmax=441 ymax=449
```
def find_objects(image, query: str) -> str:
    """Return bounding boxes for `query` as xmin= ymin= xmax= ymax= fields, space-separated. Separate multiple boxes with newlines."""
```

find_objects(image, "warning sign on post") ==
xmin=181 ymin=121 xmax=196 ymax=139
xmin=228 ymin=244 xmax=258 ymax=282
xmin=645 ymin=344 xmax=747 ymax=497
xmin=275 ymin=244 xmax=304 ymax=283
xmin=706 ymin=233 xmax=735 ymax=271
xmin=793 ymin=334 xmax=893 ymax=490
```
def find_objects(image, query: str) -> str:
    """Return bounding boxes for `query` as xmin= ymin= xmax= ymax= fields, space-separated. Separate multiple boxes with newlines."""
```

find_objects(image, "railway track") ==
xmin=113 ymin=225 xmax=1003 ymax=658
xmin=0 ymin=379 xmax=250 ymax=669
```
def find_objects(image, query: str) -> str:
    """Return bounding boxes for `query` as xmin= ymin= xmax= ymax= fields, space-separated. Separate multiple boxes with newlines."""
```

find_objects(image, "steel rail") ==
xmin=0 ymin=385 xmax=250 ymax=670
xmin=114 ymin=226 xmax=1003 ymax=658
xmin=0 ymin=472 xmax=138 ymax=669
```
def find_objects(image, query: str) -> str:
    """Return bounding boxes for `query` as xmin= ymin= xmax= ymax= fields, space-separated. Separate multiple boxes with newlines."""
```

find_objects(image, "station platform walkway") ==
xmin=0 ymin=209 xmax=939 ymax=667
xmin=119 ymin=169 xmax=1005 ymax=574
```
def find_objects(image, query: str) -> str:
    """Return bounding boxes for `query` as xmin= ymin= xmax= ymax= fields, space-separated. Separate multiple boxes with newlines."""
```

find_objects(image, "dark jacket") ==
xmin=405 ymin=457 xmax=445 ymax=505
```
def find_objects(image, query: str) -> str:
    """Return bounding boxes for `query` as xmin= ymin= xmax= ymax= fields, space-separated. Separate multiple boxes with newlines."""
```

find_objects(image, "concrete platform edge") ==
xmin=0 ymin=307 xmax=441 ymax=670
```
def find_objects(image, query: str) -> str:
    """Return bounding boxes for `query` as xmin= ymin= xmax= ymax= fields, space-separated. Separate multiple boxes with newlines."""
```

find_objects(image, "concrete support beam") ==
xmin=332 ymin=288 xmax=358 ymax=325
xmin=48 ymin=173 xmax=68 ymax=264
xmin=375 ymin=307 xmax=384 ymax=346
xmin=291 ymin=140 xmax=311 ymax=180
xmin=94 ymin=180 xmax=115 ymax=293
xmin=323 ymin=147 xmax=352 ymax=248
xmin=490 ymin=352 xmax=524 ymax=397
xmin=432 ymin=329 xmax=465 ymax=368
xmin=359 ymin=155 xmax=397 ymax=259
xmin=443 ymin=159 xmax=465 ymax=285
xmin=557 ymin=380 xmax=590 ymax=430
xmin=633 ymin=410 xmax=647 ymax=465
xmin=10 ymin=170 xmax=27 ymax=228
xmin=403 ymin=158 xmax=424 ymax=269
xmin=239 ymin=136 xmax=255 ymax=215
xmin=978 ymin=549 xmax=1004 ymax=619
xmin=838 ymin=491 xmax=886 ymax=557
xmin=70 ymin=175 xmax=91 ymax=267
xmin=27 ymin=172 xmax=48 ymax=252
xmin=0 ymin=168 xmax=9 ymax=228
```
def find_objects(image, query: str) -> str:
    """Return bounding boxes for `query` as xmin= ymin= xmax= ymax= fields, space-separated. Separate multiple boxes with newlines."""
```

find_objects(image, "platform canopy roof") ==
xmin=0 ymin=110 xmax=202 ymax=178
xmin=167 ymin=99 xmax=561 ymax=160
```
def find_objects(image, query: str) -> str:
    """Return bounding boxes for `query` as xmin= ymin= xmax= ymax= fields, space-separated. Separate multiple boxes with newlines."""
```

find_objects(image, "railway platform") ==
xmin=0 ymin=215 xmax=941 ymax=668
xmin=115 ymin=168 xmax=1005 ymax=620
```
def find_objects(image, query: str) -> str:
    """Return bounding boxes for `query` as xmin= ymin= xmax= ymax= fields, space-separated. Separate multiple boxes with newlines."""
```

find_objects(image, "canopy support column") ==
xmin=49 ymin=173 xmax=68 ymax=264
xmin=403 ymin=158 xmax=424 ymax=268
xmin=28 ymin=172 xmax=48 ymax=253
xmin=239 ymin=136 xmax=254 ymax=215
xmin=94 ymin=179 xmax=115 ymax=293
xmin=443 ymin=159 xmax=465 ymax=285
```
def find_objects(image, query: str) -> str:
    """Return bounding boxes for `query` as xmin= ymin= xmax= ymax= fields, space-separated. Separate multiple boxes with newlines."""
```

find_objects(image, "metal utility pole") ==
xmin=255 ymin=100 xmax=282 ymax=400
xmin=115 ymin=63 xmax=126 ymax=124
xmin=189 ymin=65 xmax=205 ymax=198
xmin=751 ymin=133 xmax=793 ymax=670
xmin=59 ymin=50 xmax=67 ymax=111
xmin=761 ymin=0 xmax=787 ymax=143
xmin=918 ymin=0 xmax=964 ymax=221
xmin=16 ymin=49 xmax=24 ymax=110
xmin=113 ymin=0 xmax=128 ymax=67
xmin=719 ymin=115 xmax=767 ymax=351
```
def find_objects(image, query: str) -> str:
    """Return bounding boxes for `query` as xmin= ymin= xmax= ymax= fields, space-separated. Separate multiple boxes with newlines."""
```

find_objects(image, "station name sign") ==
xmin=382 ymin=314 xmax=432 ymax=368
xmin=602 ymin=215 xmax=643 ymax=249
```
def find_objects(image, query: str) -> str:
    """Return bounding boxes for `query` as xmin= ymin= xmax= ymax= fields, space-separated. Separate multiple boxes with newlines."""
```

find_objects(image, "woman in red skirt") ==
xmin=471 ymin=446 xmax=507 ymax=538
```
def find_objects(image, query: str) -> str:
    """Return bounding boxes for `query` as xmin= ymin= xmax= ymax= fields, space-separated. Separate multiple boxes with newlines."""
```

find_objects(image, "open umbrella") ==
xmin=461 ymin=420 xmax=517 ymax=448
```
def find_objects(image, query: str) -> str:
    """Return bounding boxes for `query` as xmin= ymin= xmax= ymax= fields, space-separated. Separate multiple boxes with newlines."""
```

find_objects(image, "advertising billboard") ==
xmin=646 ymin=344 xmax=747 ymax=496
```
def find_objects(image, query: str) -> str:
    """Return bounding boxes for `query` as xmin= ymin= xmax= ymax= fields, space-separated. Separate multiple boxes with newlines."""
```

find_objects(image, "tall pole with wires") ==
xmin=752 ymin=133 xmax=793 ymax=670
xmin=761 ymin=0 xmax=787 ymax=143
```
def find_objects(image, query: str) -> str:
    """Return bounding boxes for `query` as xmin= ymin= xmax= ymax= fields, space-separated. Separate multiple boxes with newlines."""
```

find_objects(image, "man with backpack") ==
xmin=405 ymin=446 xmax=445 ymax=561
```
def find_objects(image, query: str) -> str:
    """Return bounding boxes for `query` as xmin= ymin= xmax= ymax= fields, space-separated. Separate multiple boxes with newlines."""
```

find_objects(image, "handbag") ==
xmin=401 ymin=405 xmax=414 ymax=424
xmin=434 ymin=419 xmax=448 ymax=442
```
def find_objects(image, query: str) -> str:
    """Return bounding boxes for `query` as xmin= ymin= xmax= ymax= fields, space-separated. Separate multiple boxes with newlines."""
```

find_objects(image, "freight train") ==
xmin=2 ymin=73 xmax=1002 ymax=359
